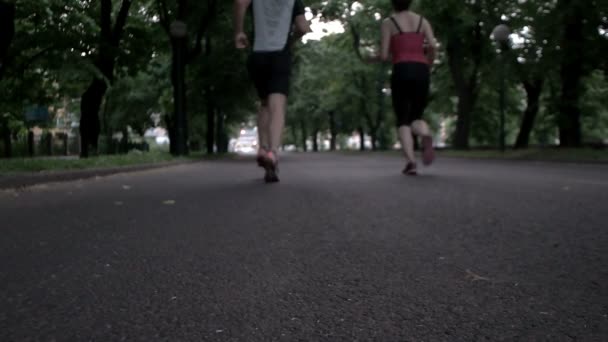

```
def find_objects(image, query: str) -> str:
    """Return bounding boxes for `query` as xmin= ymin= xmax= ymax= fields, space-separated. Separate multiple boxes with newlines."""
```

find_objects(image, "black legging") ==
xmin=391 ymin=62 xmax=430 ymax=127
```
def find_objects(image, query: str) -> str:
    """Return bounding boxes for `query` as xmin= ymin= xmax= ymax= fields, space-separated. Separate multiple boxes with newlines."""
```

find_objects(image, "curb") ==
xmin=0 ymin=160 xmax=196 ymax=190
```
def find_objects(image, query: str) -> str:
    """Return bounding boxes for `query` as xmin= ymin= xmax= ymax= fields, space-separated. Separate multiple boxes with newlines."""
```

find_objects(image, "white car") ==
xmin=233 ymin=135 xmax=258 ymax=155
xmin=155 ymin=136 xmax=170 ymax=145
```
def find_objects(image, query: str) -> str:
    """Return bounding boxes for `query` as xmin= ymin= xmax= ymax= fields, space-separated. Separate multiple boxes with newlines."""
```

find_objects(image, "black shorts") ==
xmin=247 ymin=50 xmax=291 ymax=100
xmin=391 ymin=62 xmax=430 ymax=127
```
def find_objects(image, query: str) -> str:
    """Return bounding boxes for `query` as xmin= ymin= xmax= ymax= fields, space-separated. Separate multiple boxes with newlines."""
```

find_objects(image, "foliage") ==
xmin=1 ymin=0 xmax=607 ymax=160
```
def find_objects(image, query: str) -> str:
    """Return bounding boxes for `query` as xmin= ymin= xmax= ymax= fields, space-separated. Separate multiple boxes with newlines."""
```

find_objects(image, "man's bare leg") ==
xmin=267 ymin=93 xmax=287 ymax=154
xmin=257 ymin=101 xmax=270 ymax=153
xmin=255 ymin=102 xmax=271 ymax=166
xmin=259 ymin=93 xmax=287 ymax=183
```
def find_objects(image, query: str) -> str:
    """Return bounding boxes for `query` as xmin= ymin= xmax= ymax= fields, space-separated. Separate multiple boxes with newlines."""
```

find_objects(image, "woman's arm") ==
xmin=380 ymin=19 xmax=392 ymax=62
xmin=422 ymin=18 xmax=437 ymax=65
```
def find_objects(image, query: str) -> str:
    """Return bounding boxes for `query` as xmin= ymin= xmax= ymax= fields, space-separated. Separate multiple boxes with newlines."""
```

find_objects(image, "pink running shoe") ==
xmin=421 ymin=136 xmax=435 ymax=166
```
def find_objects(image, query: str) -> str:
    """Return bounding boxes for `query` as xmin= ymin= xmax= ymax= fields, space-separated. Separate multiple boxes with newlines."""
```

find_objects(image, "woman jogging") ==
xmin=369 ymin=0 xmax=436 ymax=175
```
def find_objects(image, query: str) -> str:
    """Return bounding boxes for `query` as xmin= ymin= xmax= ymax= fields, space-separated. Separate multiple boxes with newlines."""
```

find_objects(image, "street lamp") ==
xmin=170 ymin=21 xmax=188 ymax=156
xmin=492 ymin=24 xmax=511 ymax=152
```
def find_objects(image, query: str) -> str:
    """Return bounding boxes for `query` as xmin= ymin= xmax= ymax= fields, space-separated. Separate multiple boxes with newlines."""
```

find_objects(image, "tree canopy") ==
xmin=1 ymin=0 xmax=606 ymax=159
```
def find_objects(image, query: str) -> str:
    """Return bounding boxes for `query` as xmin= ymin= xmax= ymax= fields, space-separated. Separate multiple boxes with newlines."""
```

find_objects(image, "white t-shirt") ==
xmin=252 ymin=0 xmax=304 ymax=52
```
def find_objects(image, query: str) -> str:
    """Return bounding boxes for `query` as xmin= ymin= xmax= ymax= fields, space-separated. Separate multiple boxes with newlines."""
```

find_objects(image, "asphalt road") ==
xmin=1 ymin=153 xmax=607 ymax=341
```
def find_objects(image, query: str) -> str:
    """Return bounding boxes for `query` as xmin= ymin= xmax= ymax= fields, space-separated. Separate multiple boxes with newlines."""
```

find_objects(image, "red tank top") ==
xmin=389 ymin=16 xmax=429 ymax=65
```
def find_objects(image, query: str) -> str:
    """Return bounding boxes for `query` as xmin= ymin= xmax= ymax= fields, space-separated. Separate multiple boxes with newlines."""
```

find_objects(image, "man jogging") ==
xmin=234 ymin=0 xmax=311 ymax=183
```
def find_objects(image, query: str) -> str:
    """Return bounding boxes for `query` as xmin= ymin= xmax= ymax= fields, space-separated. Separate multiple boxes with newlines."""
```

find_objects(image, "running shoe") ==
xmin=403 ymin=162 xmax=417 ymax=176
xmin=421 ymin=135 xmax=435 ymax=166
xmin=261 ymin=151 xmax=279 ymax=183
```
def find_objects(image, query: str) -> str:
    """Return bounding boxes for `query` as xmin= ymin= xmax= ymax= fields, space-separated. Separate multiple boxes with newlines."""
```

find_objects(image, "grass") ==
xmin=0 ymin=150 xmax=244 ymax=174
xmin=0 ymin=151 xmax=184 ymax=174
xmin=338 ymin=147 xmax=608 ymax=163
xmin=1 ymin=147 xmax=605 ymax=174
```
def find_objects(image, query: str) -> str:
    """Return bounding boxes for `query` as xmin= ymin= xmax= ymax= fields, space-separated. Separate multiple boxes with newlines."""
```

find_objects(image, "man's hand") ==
xmin=235 ymin=32 xmax=249 ymax=49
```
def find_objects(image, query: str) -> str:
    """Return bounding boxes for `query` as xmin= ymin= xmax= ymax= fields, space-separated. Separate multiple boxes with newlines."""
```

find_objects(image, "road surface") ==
xmin=1 ymin=153 xmax=607 ymax=341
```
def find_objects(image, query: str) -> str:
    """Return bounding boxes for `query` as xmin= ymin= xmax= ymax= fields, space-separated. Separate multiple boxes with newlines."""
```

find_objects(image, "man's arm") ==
xmin=234 ymin=0 xmax=251 ymax=49
xmin=287 ymin=0 xmax=311 ymax=46
xmin=290 ymin=17 xmax=311 ymax=43
xmin=293 ymin=0 xmax=311 ymax=35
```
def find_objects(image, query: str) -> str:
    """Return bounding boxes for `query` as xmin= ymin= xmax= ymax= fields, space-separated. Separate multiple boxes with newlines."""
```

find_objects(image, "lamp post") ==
xmin=170 ymin=21 xmax=188 ymax=156
xmin=492 ymin=24 xmax=511 ymax=152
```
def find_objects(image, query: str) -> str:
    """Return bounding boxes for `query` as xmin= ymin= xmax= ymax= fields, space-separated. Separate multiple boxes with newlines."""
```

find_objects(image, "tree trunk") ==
xmin=80 ymin=0 xmax=132 ymax=158
xmin=45 ymin=132 xmax=52 ymax=156
xmin=80 ymin=78 xmax=107 ymax=157
xmin=62 ymin=133 xmax=68 ymax=156
xmin=206 ymin=98 xmax=215 ymax=155
xmin=0 ymin=1 xmax=15 ymax=80
xmin=446 ymin=17 xmax=482 ymax=150
xmin=27 ymin=130 xmax=34 ymax=157
xmin=358 ymin=126 xmax=365 ymax=151
xmin=215 ymin=110 xmax=228 ymax=154
xmin=312 ymin=129 xmax=319 ymax=152
xmin=204 ymin=32 xmax=215 ymax=155
xmin=453 ymin=89 xmax=475 ymax=149
xmin=291 ymin=125 xmax=299 ymax=151
xmin=558 ymin=2 xmax=585 ymax=147
xmin=373 ymin=65 xmax=388 ymax=151
xmin=1 ymin=118 xmax=11 ymax=158
xmin=170 ymin=36 xmax=189 ymax=155
xmin=370 ymin=131 xmax=377 ymax=151
xmin=515 ymin=79 xmax=543 ymax=149
xmin=168 ymin=40 xmax=179 ymax=155
xmin=328 ymin=111 xmax=337 ymax=151
xmin=166 ymin=113 xmax=176 ymax=155
xmin=300 ymin=121 xmax=308 ymax=152
xmin=120 ymin=126 xmax=129 ymax=153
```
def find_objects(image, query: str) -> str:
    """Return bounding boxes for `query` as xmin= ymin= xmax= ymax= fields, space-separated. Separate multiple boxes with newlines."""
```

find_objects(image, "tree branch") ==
xmin=468 ymin=16 xmax=483 ymax=92
xmin=348 ymin=20 xmax=364 ymax=62
xmin=0 ymin=1 xmax=15 ymax=81
xmin=100 ymin=0 xmax=113 ymax=41
xmin=156 ymin=0 xmax=170 ymax=33
xmin=187 ymin=0 xmax=218 ymax=63
xmin=112 ymin=0 xmax=133 ymax=46
xmin=447 ymin=35 xmax=466 ymax=89
xmin=178 ymin=0 xmax=187 ymax=20
xmin=18 ymin=46 xmax=56 ymax=73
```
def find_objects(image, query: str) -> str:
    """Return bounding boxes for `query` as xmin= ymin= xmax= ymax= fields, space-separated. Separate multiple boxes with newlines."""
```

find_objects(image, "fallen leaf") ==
xmin=163 ymin=200 xmax=176 ymax=205
xmin=465 ymin=269 xmax=490 ymax=282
